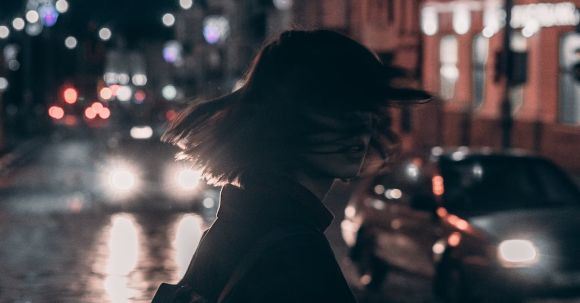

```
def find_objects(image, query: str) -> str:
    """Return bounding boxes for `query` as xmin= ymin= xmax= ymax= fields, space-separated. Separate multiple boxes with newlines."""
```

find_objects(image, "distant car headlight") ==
xmin=498 ymin=239 xmax=539 ymax=267
xmin=99 ymin=158 xmax=141 ymax=201
xmin=163 ymin=163 xmax=203 ymax=201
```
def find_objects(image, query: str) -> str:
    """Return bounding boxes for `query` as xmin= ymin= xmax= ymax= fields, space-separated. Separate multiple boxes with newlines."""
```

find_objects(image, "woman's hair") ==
xmin=162 ymin=30 xmax=430 ymax=186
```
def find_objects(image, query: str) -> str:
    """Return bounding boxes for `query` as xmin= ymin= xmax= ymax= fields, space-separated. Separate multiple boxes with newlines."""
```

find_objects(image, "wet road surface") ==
xmin=0 ymin=137 xmax=433 ymax=303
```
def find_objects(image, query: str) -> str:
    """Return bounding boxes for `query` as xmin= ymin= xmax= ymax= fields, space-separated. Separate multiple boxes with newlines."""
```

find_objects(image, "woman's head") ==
xmin=162 ymin=30 xmax=430 ymax=186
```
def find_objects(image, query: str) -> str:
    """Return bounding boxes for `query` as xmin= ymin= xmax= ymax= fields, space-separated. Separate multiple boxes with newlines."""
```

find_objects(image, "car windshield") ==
xmin=439 ymin=156 xmax=580 ymax=215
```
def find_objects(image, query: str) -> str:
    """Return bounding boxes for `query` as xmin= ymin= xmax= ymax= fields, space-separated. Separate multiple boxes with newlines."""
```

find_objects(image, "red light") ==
xmin=63 ymin=87 xmax=78 ymax=104
xmin=134 ymin=90 xmax=146 ymax=103
xmin=110 ymin=84 xmax=120 ymax=96
xmin=48 ymin=106 xmax=65 ymax=119
xmin=165 ymin=109 xmax=177 ymax=121
xmin=85 ymin=107 xmax=97 ymax=119
xmin=91 ymin=102 xmax=104 ymax=111
xmin=99 ymin=107 xmax=111 ymax=119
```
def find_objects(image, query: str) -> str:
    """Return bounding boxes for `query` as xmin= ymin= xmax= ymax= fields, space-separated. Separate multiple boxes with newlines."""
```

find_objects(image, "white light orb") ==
xmin=26 ymin=10 xmax=40 ymax=23
xmin=65 ymin=36 xmax=77 ymax=49
xmin=179 ymin=0 xmax=193 ymax=9
xmin=162 ymin=85 xmax=177 ymax=100
xmin=25 ymin=23 xmax=43 ymax=36
xmin=12 ymin=18 xmax=25 ymax=31
xmin=0 ymin=77 xmax=8 ymax=91
xmin=273 ymin=0 xmax=293 ymax=10
xmin=117 ymin=86 xmax=132 ymax=102
xmin=55 ymin=0 xmax=69 ymax=13
xmin=0 ymin=26 xmax=9 ymax=39
xmin=131 ymin=74 xmax=147 ymax=86
xmin=99 ymin=27 xmax=112 ymax=41
xmin=162 ymin=13 xmax=176 ymax=27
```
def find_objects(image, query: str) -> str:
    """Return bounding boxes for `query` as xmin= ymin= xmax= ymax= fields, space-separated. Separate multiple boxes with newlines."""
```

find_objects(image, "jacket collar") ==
xmin=217 ymin=173 xmax=334 ymax=232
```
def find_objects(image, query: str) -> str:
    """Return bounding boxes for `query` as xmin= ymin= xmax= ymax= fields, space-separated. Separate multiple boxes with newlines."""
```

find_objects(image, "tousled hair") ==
xmin=162 ymin=30 xmax=430 ymax=186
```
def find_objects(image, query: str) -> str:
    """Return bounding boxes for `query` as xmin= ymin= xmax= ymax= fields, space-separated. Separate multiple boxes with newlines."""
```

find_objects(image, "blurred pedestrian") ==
xmin=154 ymin=29 xmax=430 ymax=303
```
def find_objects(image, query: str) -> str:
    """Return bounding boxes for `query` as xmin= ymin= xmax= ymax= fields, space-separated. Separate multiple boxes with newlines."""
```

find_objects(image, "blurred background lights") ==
xmin=117 ymin=86 xmax=132 ymax=102
xmin=0 ymin=26 xmax=10 ymax=39
xmin=453 ymin=6 xmax=471 ymax=35
xmin=8 ymin=60 xmax=20 ymax=71
xmin=421 ymin=7 xmax=438 ymax=36
xmin=99 ymin=87 xmax=113 ymax=100
xmin=39 ymin=4 xmax=59 ymax=27
xmin=48 ymin=105 xmax=65 ymax=120
xmin=134 ymin=90 xmax=146 ymax=103
xmin=203 ymin=197 xmax=215 ymax=209
xmin=63 ymin=87 xmax=78 ymax=104
xmin=130 ymin=126 xmax=153 ymax=140
xmin=99 ymin=27 xmax=112 ymax=41
xmin=179 ymin=0 xmax=193 ymax=10
xmin=162 ymin=85 xmax=177 ymax=100
xmin=117 ymin=73 xmax=130 ymax=85
xmin=55 ymin=0 xmax=69 ymax=13
xmin=12 ymin=18 xmax=25 ymax=31
xmin=162 ymin=13 xmax=176 ymax=27
xmin=0 ymin=77 xmax=9 ymax=91
xmin=25 ymin=22 xmax=43 ymax=36
xmin=85 ymin=107 xmax=97 ymax=119
xmin=273 ymin=0 xmax=293 ymax=10
xmin=203 ymin=16 xmax=230 ymax=44
xmin=163 ymin=41 xmax=183 ymax=64
xmin=131 ymin=74 xmax=147 ymax=86
xmin=65 ymin=36 xmax=78 ymax=49
xmin=26 ymin=10 xmax=40 ymax=23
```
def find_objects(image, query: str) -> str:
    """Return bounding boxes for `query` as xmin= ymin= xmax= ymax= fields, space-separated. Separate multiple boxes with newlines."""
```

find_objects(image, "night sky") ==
xmin=0 ymin=0 xmax=178 ymax=43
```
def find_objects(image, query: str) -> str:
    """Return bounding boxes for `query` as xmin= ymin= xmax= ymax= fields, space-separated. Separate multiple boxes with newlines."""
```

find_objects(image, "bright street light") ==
xmin=55 ymin=0 xmax=69 ymax=13
xmin=0 ymin=26 xmax=9 ymax=39
xmin=162 ymin=13 xmax=176 ymax=27
xmin=12 ymin=18 xmax=25 ymax=31
xmin=25 ymin=10 xmax=40 ymax=23
xmin=179 ymin=0 xmax=193 ymax=10
xmin=65 ymin=36 xmax=77 ymax=49
xmin=99 ymin=27 xmax=112 ymax=41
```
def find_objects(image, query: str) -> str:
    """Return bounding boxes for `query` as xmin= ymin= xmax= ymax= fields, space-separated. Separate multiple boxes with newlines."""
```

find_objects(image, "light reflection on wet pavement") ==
xmin=0 ymin=211 xmax=208 ymax=303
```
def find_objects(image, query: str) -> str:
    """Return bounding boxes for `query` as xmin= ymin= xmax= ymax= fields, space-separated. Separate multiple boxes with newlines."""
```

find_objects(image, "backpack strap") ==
xmin=217 ymin=226 xmax=322 ymax=303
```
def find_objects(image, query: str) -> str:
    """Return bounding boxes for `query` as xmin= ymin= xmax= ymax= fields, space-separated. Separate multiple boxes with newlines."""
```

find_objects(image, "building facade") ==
xmin=416 ymin=0 xmax=580 ymax=172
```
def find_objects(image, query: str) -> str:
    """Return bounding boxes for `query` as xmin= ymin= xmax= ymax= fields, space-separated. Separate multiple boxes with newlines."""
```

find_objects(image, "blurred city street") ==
xmin=0 ymin=134 xmax=431 ymax=303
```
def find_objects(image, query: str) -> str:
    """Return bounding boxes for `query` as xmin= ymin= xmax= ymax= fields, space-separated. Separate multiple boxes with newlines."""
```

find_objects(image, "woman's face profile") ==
xmin=301 ymin=111 xmax=373 ymax=179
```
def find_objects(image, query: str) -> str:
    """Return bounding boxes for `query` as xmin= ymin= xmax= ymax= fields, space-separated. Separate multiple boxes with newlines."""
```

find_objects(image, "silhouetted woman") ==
xmin=158 ymin=29 xmax=430 ymax=303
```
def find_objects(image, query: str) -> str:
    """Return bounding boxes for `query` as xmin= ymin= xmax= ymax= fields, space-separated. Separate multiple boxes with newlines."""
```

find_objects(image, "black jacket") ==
xmin=183 ymin=174 xmax=357 ymax=303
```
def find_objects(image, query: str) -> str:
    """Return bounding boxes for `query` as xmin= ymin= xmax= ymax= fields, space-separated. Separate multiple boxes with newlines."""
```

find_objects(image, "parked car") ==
xmin=341 ymin=147 xmax=580 ymax=302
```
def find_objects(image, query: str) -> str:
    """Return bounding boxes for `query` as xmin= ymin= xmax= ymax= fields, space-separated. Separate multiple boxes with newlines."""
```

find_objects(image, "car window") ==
xmin=439 ymin=157 xmax=580 ymax=215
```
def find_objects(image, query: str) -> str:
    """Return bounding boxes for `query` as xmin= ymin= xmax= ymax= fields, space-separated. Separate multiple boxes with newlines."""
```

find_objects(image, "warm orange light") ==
xmin=99 ymin=87 xmax=113 ymax=100
xmin=85 ymin=107 xmax=97 ymax=119
xmin=99 ymin=107 xmax=111 ymax=119
xmin=432 ymin=175 xmax=444 ymax=196
xmin=63 ymin=87 xmax=78 ymax=104
xmin=436 ymin=207 xmax=448 ymax=217
xmin=48 ymin=105 xmax=65 ymax=119
xmin=448 ymin=232 xmax=462 ymax=247
xmin=91 ymin=101 xmax=104 ymax=111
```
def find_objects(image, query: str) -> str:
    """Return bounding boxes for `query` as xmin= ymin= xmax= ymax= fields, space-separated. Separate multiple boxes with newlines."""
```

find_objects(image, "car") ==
xmin=341 ymin=147 xmax=580 ymax=302
xmin=93 ymin=125 xmax=219 ymax=213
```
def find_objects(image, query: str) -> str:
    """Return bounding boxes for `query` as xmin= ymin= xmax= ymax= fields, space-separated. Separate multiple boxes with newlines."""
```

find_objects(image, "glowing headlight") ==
xmin=498 ymin=239 xmax=538 ymax=267
xmin=99 ymin=158 xmax=141 ymax=201
xmin=163 ymin=163 xmax=203 ymax=201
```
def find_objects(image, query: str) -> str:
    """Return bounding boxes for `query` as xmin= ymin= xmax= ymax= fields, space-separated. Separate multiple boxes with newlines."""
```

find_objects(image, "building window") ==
xmin=440 ymin=35 xmax=459 ymax=101
xmin=472 ymin=34 xmax=488 ymax=108
xmin=559 ymin=33 xmax=580 ymax=125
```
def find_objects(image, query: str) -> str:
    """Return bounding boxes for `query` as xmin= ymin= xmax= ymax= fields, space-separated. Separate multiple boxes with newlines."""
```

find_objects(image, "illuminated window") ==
xmin=472 ymin=35 xmax=488 ymax=107
xmin=439 ymin=35 xmax=459 ymax=101
xmin=559 ymin=33 xmax=580 ymax=125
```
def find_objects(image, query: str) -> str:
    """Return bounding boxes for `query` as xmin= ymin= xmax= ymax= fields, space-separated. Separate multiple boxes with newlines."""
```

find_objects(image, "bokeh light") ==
xmin=12 ymin=18 xmax=25 ymax=31
xmin=55 ymin=0 xmax=69 ymax=13
xmin=65 ymin=36 xmax=77 ymax=49
xmin=162 ymin=85 xmax=177 ymax=100
xmin=48 ymin=106 xmax=65 ymax=120
xmin=0 ymin=26 xmax=10 ymax=39
xmin=99 ymin=27 xmax=112 ymax=41
xmin=63 ymin=87 xmax=78 ymax=104
xmin=179 ymin=0 xmax=193 ymax=10
xmin=0 ymin=77 xmax=8 ymax=91
xmin=117 ymin=86 xmax=132 ymax=102
xmin=26 ymin=10 xmax=40 ymax=23
xmin=162 ymin=13 xmax=176 ymax=27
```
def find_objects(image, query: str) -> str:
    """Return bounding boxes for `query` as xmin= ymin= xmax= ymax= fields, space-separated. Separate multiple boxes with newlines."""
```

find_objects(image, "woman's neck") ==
xmin=291 ymin=171 xmax=335 ymax=201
